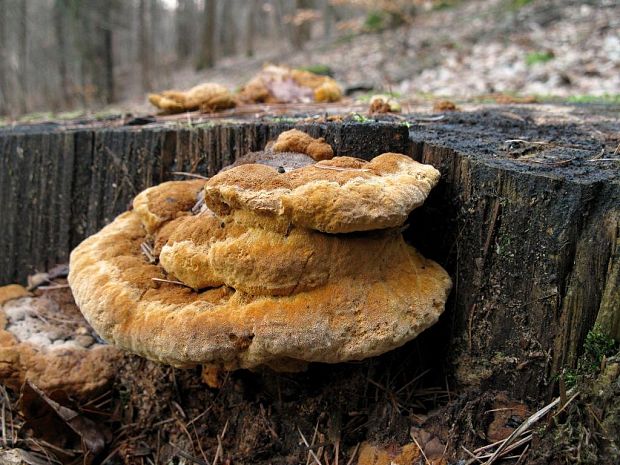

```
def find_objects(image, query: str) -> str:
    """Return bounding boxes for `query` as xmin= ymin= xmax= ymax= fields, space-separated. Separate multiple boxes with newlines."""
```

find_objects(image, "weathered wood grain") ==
xmin=0 ymin=105 xmax=618 ymax=400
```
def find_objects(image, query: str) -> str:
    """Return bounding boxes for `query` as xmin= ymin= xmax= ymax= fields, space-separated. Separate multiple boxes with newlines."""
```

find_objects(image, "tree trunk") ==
xmin=54 ymin=0 xmax=72 ymax=108
xmin=323 ymin=0 xmax=334 ymax=38
xmin=245 ymin=0 xmax=257 ymax=58
xmin=18 ymin=1 xmax=28 ymax=114
xmin=0 ymin=105 xmax=618 ymax=403
xmin=0 ymin=0 xmax=7 ymax=115
xmin=218 ymin=0 xmax=236 ymax=57
xmin=197 ymin=0 xmax=216 ymax=69
xmin=138 ymin=0 xmax=152 ymax=92
xmin=102 ymin=4 xmax=115 ymax=103
xmin=175 ymin=0 xmax=195 ymax=61
xmin=290 ymin=0 xmax=312 ymax=50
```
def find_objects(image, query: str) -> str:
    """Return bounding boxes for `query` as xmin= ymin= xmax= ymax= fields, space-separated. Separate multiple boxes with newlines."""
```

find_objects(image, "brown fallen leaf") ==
xmin=25 ymin=382 xmax=106 ymax=458
xmin=265 ymin=77 xmax=314 ymax=103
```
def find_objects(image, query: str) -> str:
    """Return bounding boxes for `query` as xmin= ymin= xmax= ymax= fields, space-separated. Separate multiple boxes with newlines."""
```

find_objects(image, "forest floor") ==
xmin=4 ymin=0 xmax=618 ymax=124
xmin=129 ymin=0 xmax=620 ymax=111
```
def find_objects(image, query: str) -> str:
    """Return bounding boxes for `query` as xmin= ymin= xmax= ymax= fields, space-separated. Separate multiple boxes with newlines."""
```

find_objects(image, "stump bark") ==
xmin=0 ymin=104 xmax=618 ymax=400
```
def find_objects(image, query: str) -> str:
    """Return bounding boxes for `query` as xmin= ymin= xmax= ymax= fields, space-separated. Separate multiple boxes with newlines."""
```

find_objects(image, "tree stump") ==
xmin=0 ymin=104 xmax=618 ymax=402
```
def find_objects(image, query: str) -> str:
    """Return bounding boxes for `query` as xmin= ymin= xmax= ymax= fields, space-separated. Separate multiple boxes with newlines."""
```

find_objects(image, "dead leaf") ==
xmin=24 ymin=382 xmax=106 ymax=457
xmin=265 ymin=77 xmax=314 ymax=103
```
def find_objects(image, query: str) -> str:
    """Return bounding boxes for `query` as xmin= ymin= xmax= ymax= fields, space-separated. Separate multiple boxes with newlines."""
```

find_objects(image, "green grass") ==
xmin=582 ymin=326 xmax=618 ymax=371
xmin=351 ymin=113 xmax=372 ymax=123
xmin=433 ymin=0 xmax=460 ymax=10
xmin=509 ymin=0 xmax=534 ymax=10
xmin=565 ymin=93 xmax=620 ymax=105
xmin=9 ymin=108 xmax=125 ymax=124
xmin=266 ymin=116 xmax=299 ymax=124
xmin=298 ymin=64 xmax=333 ymax=76
xmin=364 ymin=11 xmax=387 ymax=31
xmin=333 ymin=31 xmax=357 ymax=45
xmin=525 ymin=50 xmax=555 ymax=66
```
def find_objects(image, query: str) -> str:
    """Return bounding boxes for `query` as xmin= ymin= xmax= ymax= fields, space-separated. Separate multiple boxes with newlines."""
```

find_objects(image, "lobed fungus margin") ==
xmin=68 ymin=131 xmax=452 ymax=371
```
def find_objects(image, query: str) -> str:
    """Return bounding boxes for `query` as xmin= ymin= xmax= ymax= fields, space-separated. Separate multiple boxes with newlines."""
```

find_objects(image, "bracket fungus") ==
xmin=68 ymin=132 xmax=451 ymax=372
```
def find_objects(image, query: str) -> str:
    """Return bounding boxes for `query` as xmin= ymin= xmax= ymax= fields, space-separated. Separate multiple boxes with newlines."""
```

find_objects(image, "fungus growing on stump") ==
xmin=68 ymin=132 xmax=451 ymax=372
xmin=271 ymin=128 xmax=334 ymax=161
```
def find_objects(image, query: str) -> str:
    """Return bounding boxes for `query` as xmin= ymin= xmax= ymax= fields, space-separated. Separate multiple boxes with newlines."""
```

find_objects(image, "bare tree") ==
xmin=0 ymin=0 xmax=366 ymax=117
xmin=0 ymin=0 xmax=7 ymax=114
xmin=139 ymin=0 xmax=152 ymax=92
xmin=218 ymin=0 xmax=236 ymax=57
xmin=176 ymin=0 xmax=197 ymax=62
xmin=197 ymin=0 xmax=217 ymax=69
xmin=289 ymin=0 xmax=313 ymax=51
xmin=18 ymin=1 xmax=28 ymax=113
xmin=245 ymin=0 xmax=257 ymax=57
xmin=54 ymin=0 xmax=72 ymax=107
xmin=323 ymin=0 xmax=334 ymax=38
xmin=103 ymin=4 xmax=114 ymax=103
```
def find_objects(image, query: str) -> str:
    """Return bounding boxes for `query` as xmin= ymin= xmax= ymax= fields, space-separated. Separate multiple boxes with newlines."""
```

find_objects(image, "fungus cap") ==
xmin=204 ymin=153 xmax=441 ymax=233
xmin=148 ymin=83 xmax=235 ymax=114
xmin=158 ymin=214 xmax=415 ymax=296
xmin=69 ymin=145 xmax=451 ymax=372
xmin=68 ymin=210 xmax=451 ymax=370
xmin=133 ymin=179 xmax=205 ymax=234
xmin=237 ymin=65 xmax=342 ymax=104
xmin=222 ymin=129 xmax=334 ymax=173
xmin=271 ymin=129 xmax=334 ymax=161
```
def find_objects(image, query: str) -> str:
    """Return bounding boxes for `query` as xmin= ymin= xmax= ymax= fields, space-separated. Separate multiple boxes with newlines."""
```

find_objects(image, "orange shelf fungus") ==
xmin=69 ymin=131 xmax=451 ymax=372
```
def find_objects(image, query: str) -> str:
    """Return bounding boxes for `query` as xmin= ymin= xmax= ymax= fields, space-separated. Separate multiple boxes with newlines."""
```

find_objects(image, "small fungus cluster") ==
xmin=237 ymin=64 xmax=342 ymax=104
xmin=68 ymin=130 xmax=451 ymax=371
xmin=148 ymin=82 xmax=236 ymax=114
xmin=148 ymin=65 xmax=343 ymax=114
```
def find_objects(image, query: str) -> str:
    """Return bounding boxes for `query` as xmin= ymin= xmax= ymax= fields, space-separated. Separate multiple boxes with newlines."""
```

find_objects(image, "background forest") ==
xmin=0 ymin=0 xmax=618 ymax=117
xmin=0 ymin=0 xmax=372 ymax=116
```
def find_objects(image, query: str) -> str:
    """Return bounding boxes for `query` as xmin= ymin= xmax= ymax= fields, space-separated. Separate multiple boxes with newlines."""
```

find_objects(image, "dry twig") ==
xmin=141 ymin=242 xmax=157 ymax=264
xmin=482 ymin=389 xmax=577 ymax=464
xmin=298 ymin=426 xmax=324 ymax=465
xmin=410 ymin=430 xmax=431 ymax=465
xmin=313 ymin=165 xmax=371 ymax=172
xmin=151 ymin=277 xmax=194 ymax=289
xmin=171 ymin=171 xmax=209 ymax=179
xmin=345 ymin=443 xmax=360 ymax=465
